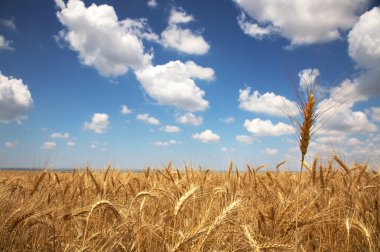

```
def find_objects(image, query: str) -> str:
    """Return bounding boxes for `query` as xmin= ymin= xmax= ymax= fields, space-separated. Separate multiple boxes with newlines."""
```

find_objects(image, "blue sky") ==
xmin=0 ymin=0 xmax=379 ymax=170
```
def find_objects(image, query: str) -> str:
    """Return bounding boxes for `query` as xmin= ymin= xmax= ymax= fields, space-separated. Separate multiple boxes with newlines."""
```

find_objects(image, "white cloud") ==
xmin=234 ymin=0 xmax=369 ymax=46
xmin=161 ymin=26 xmax=210 ymax=55
xmin=4 ymin=141 xmax=18 ymax=149
xmin=41 ymin=141 xmax=56 ymax=150
xmin=264 ymin=148 xmax=278 ymax=155
xmin=150 ymin=140 xmax=179 ymax=147
xmin=120 ymin=105 xmax=132 ymax=115
xmin=298 ymin=68 xmax=320 ymax=91
xmin=176 ymin=112 xmax=203 ymax=126
xmin=244 ymin=118 xmax=294 ymax=136
xmin=83 ymin=113 xmax=110 ymax=133
xmin=0 ymin=72 xmax=33 ymax=124
xmin=161 ymin=125 xmax=181 ymax=133
xmin=370 ymin=107 xmax=380 ymax=123
xmin=56 ymin=0 xmax=153 ymax=76
xmin=237 ymin=13 xmax=274 ymax=40
xmin=136 ymin=113 xmax=160 ymax=125
xmin=0 ymin=35 xmax=13 ymax=51
xmin=221 ymin=147 xmax=236 ymax=153
xmin=135 ymin=60 xmax=214 ymax=112
xmin=192 ymin=129 xmax=220 ymax=143
xmin=0 ymin=18 xmax=16 ymax=30
xmin=54 ymin=0 xmax=66 ymax=9
xmin=239 ymin=87 xmax=297 ymax=117
xmin=51 ymin=132 xmax=70 ymax=138
xmin=345 ymin=7 xmax=380 ymax=98
xmin=67 ymin=141 xmax=76 ymax=146
xmin=168 ymin=8 xmax=194 ymax=25
xmin=348 ymin=7 xmax=380 ymax=71
xmin=319 ymin=102 xmax=377 ymax=134
xmin=147 ymin=0 xmax=157 ymax=8
xmin=221 ymin=116 xmax=235 ymax=124
xmin=236 ymin=134 xmax=254 ymax=144
xmin=161 ymin=8 xmax=210 ymax=55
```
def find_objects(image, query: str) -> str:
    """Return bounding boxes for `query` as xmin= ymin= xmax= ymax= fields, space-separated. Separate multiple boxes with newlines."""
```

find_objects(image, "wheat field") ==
xmin=0 ymin=159 xmax=379 ymax=251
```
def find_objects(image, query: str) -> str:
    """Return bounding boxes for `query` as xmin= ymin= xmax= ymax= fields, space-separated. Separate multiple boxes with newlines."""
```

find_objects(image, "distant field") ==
xmin=0 ymin=160 xmax=379 ymax=251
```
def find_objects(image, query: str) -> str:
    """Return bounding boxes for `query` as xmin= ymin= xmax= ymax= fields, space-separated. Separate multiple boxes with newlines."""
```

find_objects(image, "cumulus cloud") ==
xmin=0 ymin=35 xmax=13 ymax=51
xmin=370 ymin=107 xmax=380 ymax=123
xmin=83 ymin=113 xmax=110 ymax=133
xmin=51 ymin=132 xmax=70 ymax=139
xmin=150 ymin=140 xmax=179 ymax=147
xmin=161 ymin=8 xmax=210 ymax=55
xmin=236 ymin=134 xmax=254 ymax=144
xmin=237 ymin=13 xmax=274 ymax=40
xmin=244 ymin=118 xmax=294 ymax=136
xmin=176 ymin=112 xmax=203 ymax=126
xmin=55 ymin=0 xmax=154 ymax=76
xmin=298 ymin=68 xmax=320 ymax=91
xmin=136 ymin=113 xmax=160 ymax=125
xmin=192 ymin=129 xmax=220 ymax=143
xmin=234 ymin=0 xmax=369 ymax=46
xmin=0 ymin=72 xmax=33 ymax=124
xmin=4 ymin=141 xmax=18 ymax=149
xmin=345 ymin=7 xmax=380 ymax=98
xmin=348 ymin=7 xmax=380 ymax=71
xmin=147 ymin=0 xmax=157 ymax=8
xmin=120 ymin=105 xmax=132 ymax=115
xmin=41 ymin=141 xmax=56 ymax=150
xmin=239 ymin=87 xmax=297 ymax=117
xmin=319 ymin=102 xmax=377 ymax=134
xmin=168 ymin=8 xmax=194 ymax=25
xmin=135 ymin=60 xmax=214 ymax=112
xmin=264 ymin=148 xmax=278 ymax=155
xmin=161 ymin=125 xmax=181 ymax=133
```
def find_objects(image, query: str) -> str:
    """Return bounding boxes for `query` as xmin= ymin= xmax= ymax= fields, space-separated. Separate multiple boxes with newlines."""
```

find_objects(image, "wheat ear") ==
xmin=299 ymin=92 xmax=315 ymax=166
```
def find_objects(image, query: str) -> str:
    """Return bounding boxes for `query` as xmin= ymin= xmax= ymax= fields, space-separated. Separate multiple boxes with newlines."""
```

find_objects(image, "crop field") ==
xmin=0 ymin=159 xmax=379 ymax=251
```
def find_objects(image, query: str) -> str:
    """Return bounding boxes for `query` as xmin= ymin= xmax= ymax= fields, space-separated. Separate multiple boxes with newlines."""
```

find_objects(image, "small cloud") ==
xmin=169 ymin=8 xmax=194 ymax=25
xmin=0 ymin=35 xmax=13 ymax=51
xmin=161 ymin=125 xmax=181 ymax=133
xmin=150 ymin=140 xmax=180 ymax=147
xmin=41 ymin=141 xmax=56 ymax=150
xmin=0 ymin=18 xmax=16 ymax=30
xmin=221 ymin=147 xmax=236 ymax=153
xmin=90 ymin=143 xmax=96 ymax=149
xmin=136 ymin=113 xmax=160 ymax=125
xmin=147 ymin=0 xmax=157 ymax=8
xmin=120 ymin=105 xmax=132 ymax=115
xmin=4 ymin=141 xmax=18 ymax=149
xmin=176 ymin=112 xmax=203 ymax=126
xmin=83 ymin=113 xmax=110 ymax=134
xmin=54 ymin=0 xmax=66 ymax=9
xmin=192 ymin=129 xmax=220 ymax=143
xmin=239 ymin=87 xmax=297 ymax=117
xmin=263 ymin=148 xmax=278 ymax=155
xmin=244 ymin=118 xmax=294 ymax=136
xmin=220 ymin=116 xmax=235 ymax=124
xmin=67 ymin=141 xmax=75 ymax=147
xmin=0 ymin=72 xmax=33 ymax=123
xmin=50 ymin=132 xmax=69 ymax=138
xmin=236 ymin=134 xmax=254 ymax=144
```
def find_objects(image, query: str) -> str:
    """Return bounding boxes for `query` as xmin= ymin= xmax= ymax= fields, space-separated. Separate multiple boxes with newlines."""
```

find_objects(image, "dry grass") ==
xmin=0 ymin=159 xmax=379 ymax=251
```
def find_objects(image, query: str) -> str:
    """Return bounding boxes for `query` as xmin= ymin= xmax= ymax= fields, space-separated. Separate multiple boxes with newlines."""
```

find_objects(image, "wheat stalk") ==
xmin=174 ymin=185 xmax=198 ymax=216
